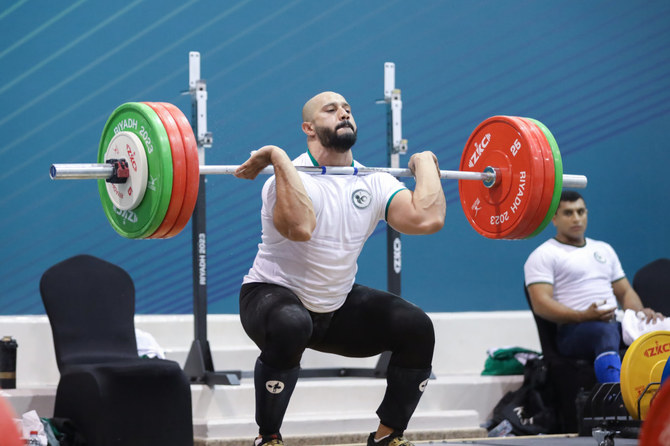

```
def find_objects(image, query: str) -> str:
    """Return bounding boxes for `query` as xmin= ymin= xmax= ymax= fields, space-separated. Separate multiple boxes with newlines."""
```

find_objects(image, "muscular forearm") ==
xmin=620 ymin=292 xmax=644 ymax=312
xmin=409 ymin=152 xmax=446 ymax=233
xmin=271 ymin=149 xmax=316 ymax=241
xmin=234 ymin=146 xmax=315 ymax=241
xmin=616 ymin=286 xmax=644 ymax=312
xmin=613 ymin=278 xmax=664 ymax=321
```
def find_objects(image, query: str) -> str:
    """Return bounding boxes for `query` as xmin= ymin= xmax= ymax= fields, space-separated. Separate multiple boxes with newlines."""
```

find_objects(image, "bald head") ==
xmin=302 ymin=91 xmax=348 ymax=122
xmin=301 ymin=91 xmax=357 ymax=153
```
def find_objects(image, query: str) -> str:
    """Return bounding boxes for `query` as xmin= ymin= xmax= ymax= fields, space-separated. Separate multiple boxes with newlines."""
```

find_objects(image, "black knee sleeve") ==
xmin=254 ymin=357 xmax=300 ymax=435
xmin=376 ymin=365 xmax=432 ymax=432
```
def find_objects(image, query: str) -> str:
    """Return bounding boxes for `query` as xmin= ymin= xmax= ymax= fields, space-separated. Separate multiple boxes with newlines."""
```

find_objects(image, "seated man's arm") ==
xmin=612 ymin=277 xmax=664 ymax=322
xmin=527 ymin=283 xmax=614 ymax=324
xmin=387 ymin=151 xmax=446 ymax=235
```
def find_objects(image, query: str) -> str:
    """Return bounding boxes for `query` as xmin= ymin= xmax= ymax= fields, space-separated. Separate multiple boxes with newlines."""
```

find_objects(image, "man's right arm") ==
xmin=386 ymin=151 xmax=446 ymax=235
xmin=235 ymin=145 xmax=316 ymax=241
xmin=527 ymin=283 xmax=616 ymax=324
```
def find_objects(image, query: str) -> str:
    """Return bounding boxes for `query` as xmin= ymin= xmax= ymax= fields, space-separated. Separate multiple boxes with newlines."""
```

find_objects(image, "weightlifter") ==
xmin=234 ymin=91 xmax=446 ymax=446
xmin=524 ymin=190 xmax=664 ymax=383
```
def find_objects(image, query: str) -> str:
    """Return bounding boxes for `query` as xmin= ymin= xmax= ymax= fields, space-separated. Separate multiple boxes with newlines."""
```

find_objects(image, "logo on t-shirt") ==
xmin=594 ymin=251 xmax=607 ymax=264
xmin=352 ymin=189 xmax=372 ymax=209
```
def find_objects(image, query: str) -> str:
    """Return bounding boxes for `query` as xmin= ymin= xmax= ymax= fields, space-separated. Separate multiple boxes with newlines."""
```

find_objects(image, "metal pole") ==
xmin=182 ymin=51 xmax=239 ymax=386
xmin=384 ymin=62 xmax=404 ymax=298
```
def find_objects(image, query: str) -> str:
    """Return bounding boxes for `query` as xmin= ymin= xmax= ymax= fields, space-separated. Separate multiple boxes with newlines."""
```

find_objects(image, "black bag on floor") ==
xmin=49 ymin=418 xmax=88 ymax=446
xmin=490 ymin=358 xmax=559 ymax=435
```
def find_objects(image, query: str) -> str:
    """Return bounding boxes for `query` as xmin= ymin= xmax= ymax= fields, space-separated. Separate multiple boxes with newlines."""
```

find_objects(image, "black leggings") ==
xmin=239 ymin=282 xmax=435 ymax=370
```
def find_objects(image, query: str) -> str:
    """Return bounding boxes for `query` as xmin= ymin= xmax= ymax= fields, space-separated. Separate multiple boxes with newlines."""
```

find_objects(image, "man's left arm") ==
xmin=612 ymin=277 xmax=664 ymax=322
xmin=386 ymin=151 xmax=446 ymax=235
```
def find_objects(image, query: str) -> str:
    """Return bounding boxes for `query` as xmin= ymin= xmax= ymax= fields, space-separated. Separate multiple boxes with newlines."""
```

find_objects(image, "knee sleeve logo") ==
xmin=265 ymin=380 xmax=285 ymax=394
xmin=419 ymin=379 xmax=429 ymax=392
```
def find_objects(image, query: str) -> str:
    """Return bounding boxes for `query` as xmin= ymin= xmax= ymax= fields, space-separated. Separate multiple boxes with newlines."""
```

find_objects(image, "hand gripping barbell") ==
xmin=49 ymin=102 xmax=587 ymax=239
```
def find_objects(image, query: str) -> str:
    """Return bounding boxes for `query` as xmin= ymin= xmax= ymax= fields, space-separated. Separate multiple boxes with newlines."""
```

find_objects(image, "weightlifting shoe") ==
xmin=367 ymin=431 xmax=414 ymax=446
xmin=254 ymin=433 xmax=283 ymax=445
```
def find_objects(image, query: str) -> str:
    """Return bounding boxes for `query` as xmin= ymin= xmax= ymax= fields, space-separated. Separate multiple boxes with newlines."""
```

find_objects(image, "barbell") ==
xmin=49 ymin=101 xmax=587 ymax=239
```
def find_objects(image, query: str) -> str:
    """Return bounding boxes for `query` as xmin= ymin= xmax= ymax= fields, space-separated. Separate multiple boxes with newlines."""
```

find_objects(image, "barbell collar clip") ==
xmin=105 ymin=159 xmax=129 ymax=184
xmin=482 ymin=166 xmax=498 ymax=188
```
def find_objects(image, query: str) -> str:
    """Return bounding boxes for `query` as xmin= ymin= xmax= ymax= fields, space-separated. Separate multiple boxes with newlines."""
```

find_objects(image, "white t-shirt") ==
xmin=523 ymin=237 xmax=626 ymax=311
xmin=243 ymin=151 xmax=407 ymax=313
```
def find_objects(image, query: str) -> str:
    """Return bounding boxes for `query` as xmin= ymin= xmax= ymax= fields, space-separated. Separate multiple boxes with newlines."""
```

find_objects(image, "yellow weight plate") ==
xmin=620 ymin=330 xmax=670 ymax=419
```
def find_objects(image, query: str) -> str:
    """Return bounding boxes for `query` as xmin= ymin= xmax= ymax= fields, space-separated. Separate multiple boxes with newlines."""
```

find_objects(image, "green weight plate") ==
xmin=525 ymin=118 xmax=563 ymax=238
xmin=97 ymin=102 xmax=173 ymax=239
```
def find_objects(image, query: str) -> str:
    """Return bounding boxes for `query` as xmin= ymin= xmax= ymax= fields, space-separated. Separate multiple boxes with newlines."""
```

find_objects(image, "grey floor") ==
xmin=419 ymin=435 xmax=637 ymax=446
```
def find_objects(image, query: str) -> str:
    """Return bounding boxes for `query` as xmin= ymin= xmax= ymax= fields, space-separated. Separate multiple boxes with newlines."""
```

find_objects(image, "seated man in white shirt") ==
xmin=524 ymin=191 xmax=663 ymax=383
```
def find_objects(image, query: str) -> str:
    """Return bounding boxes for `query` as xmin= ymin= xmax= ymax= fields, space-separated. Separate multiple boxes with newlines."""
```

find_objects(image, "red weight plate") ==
xmin=0 ymin=396 xmax=22 ymax=446
xmin=506 ymin=117 xmax=555 ymax=239
xmin=160 ymin=102 xmax=200 ymax=239
xmin=521 ymin=117 xmax=556 ymax=239
xmin=502 ymin=117 xmax=545 ymax=239
xmin=458 ymin=116 xmax=545 ymax=239
xmin=142 ymin=102 xmax=186 ymax=239
xmin=639 ymin=377 xmax=670 ymax=445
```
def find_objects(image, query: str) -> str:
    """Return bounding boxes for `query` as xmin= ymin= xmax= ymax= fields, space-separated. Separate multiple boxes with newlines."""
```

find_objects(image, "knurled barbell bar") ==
xmin=49 ymin=102 xmax=587 ymax=240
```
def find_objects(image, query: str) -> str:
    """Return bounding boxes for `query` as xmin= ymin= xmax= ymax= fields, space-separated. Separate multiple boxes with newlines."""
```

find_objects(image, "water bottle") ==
xmin=28 ymin=430 xmax=40 ymax=445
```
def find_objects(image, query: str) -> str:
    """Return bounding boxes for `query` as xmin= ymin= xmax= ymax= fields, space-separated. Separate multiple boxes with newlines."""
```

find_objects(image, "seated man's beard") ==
xmin=315 ymin=122 xmax=357 ymax=152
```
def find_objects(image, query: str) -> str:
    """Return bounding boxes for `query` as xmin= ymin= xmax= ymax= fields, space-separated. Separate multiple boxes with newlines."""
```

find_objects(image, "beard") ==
xmin=314 ymin=121 xmax=357 ymax=153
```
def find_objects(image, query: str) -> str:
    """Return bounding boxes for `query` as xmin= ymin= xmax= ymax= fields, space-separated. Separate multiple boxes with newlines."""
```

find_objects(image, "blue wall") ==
xmin=1 ymin=0 xmax=668 ymax=315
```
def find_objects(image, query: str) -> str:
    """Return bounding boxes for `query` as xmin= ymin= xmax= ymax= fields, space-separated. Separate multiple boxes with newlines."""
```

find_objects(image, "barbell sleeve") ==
xmin=50 ymin=163 xmax=114 ymax=180
xmin=562 ymin=174 xmax=588 ymax=189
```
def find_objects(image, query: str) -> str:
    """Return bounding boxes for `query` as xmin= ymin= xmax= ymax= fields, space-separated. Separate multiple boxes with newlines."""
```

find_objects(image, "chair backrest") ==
xmin=633 ymin=258 xmax=670 ymax=315
xmin=39 ymin=254 xmax=139 ymax=372
xmin=523 ymin=284 xmax=562 ymax=360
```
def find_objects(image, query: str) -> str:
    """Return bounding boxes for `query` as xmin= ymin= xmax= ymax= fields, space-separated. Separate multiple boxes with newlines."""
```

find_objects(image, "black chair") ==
xmin=633 ymin=258 xmax=670 ymax=315
xmin=40 ymin=254 xmax=194 ymax=446
xmin=524 ymin=285 xmax=597 ymax=433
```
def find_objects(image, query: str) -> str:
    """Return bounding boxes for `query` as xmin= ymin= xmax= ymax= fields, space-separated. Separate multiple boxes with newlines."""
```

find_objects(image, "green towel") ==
xmin=481 ymin=346 xmax=541 ymax=375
